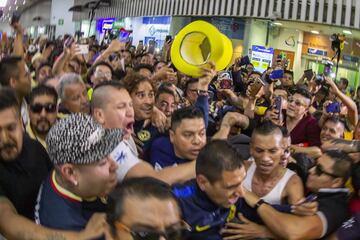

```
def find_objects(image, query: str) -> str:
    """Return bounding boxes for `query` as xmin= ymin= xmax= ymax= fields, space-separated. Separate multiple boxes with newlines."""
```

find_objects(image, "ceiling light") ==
xmin=311 ymin=30 xmax=319 ymax=34
xmin=273 ymin=22 xmax=283 ymax=26
xmin=0 ymin=0 xmax=7 ymax=8
xmin=343 ymin=30 xmax=352 ymax=35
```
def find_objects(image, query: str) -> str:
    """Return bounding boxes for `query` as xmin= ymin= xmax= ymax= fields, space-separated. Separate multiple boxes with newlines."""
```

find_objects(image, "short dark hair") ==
xmin=0 ymin=87 xmax=20 ymax=114
xmin=0 ymin=56 xmax=22 ymax=86
xmin=36 ymin=62 xmax=52 ymax=73
xmin=196 ymin=140 xmax=244 ymax=183
xmin=284 ymin=70 xmax=294 ymax=79
xmin=323 ymin=116 xmax=345 ymax=131
xmin=248 ymin=71 xmax=262 ymax=78
xmin=155 ymin=87 xmax=175 ymax=101
xmin=184 ymin=78 xmax=199 ymax=95
xmin=324 ymin=150 xmax=353 ymax=184
xmin=29 ymin=85 xmax=58 ymax=105
xmin=91 ymin=80 xmax=126 ymax=111
xmin=171 ymin=106 xmax=204 ymax=130
xmin=292 ymin=85 xmax=312 ymax=101
xmin=134 ymin=64 xmax=154 ymax=74
xmin=251 ymin=120 xmax=282 ymax=142
xmin=107 ymin=177 xmax=177 ymax=236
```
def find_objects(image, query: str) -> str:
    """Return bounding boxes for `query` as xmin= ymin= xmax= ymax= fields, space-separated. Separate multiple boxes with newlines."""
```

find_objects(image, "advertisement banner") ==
xmin=251 ymin=45 xmax=274 ymax=73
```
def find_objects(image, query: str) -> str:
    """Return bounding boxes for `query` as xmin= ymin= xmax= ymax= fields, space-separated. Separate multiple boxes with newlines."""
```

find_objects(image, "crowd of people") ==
xmin=0 ymin=19 xmax=360 ymax=240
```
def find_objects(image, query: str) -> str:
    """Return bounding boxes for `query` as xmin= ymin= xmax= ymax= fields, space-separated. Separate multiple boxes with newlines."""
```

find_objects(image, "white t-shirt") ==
xmin=110 ymin=139 xmax=140 ymax=182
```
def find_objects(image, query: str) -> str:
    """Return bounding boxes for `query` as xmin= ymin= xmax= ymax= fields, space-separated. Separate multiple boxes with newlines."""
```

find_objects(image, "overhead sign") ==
xmin=251 ymin=45 xmax=274 ymax=72
xmin=308 ymin=48 xmax=327 ymax=56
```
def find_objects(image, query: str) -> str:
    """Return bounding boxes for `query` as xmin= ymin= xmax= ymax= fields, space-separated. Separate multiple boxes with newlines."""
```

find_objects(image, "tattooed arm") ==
xmin=0 ymin=197 xmax=105 ymax=240
xmin=322 ymin=139 xmax=360 ymax=153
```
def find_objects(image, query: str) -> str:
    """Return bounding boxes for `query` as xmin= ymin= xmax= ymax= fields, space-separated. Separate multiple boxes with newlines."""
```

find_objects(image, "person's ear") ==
xmin=93 ymin=108 xmax=105 ymax=125
xmin=59 ymin=164 xmax=79 ymax=186
xmin=169 ymin=129 xmax=175 ymax=143
xmin=196 ymin=175 xmax=210 ymax=191
xmin=9 ymin=77 xmax=17 ymax=89
xmin=331 ymin=177 xmax=343 ymax=189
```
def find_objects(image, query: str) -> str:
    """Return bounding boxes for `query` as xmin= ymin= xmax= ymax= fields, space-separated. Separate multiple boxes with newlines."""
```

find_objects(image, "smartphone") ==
xmin=218 ymin=71 xmax=233 ymax=89
xmin=326 ymin=102 xmax=341 ymax=113
xmin=304 ymin=194 xmax=317 ymax=203
xmin=77 ymin=44 xmax=89 ymax=55
xmin=118 ymin=30 xmax=130 ymax=43
xmin=323 ymin=61 xmax=333 ymax=77
xmin=148 ymin=40 xmax=155 ymax=54
xmin=165 ymin=35 xmax=172 ymax=43
xmin=11 ymin=11 xmax=21 ymax=25
xmin=274 ymin=96 xmax=282 ymax=119
xmin=304 ymin=69 xmax=314 ymax=80
xmin=249 ymin=77 xmax=265 ymax=98
xmin=270 ymin=69 xmax=284 ymax=80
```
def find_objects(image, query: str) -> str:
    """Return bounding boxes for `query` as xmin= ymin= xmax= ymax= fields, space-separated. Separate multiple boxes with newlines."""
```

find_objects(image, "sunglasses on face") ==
xmin=30 ymin=104 xmax=56 ymax=113
xmin=314 ymin=164 xmax=340 ymax=178
xmin=288 ymin=97 xmax=307 ymax=107
xmin=116 ymin=221 xmax=190 ymax=240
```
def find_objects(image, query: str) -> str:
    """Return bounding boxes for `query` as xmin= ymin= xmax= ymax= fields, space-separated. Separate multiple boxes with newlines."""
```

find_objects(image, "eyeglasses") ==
xmin=30 ymin=104 xmax=57 ymax=113
xmin=314 ymin=164 xmax=340 ymax=178
xmin=115 ymin=221 xmax=190 ymax=240
xmin=288 ymin=97 xmax=307 ymax=107
xmin=95 ymin=70 xmax=112 ymax=78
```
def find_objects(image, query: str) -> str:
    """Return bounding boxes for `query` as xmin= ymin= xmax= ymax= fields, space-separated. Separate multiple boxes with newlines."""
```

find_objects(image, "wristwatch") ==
xmin=254 ymin=199 xmax=267 ymax=210
xmin=197 ymin=90 xmax=208 ymax=96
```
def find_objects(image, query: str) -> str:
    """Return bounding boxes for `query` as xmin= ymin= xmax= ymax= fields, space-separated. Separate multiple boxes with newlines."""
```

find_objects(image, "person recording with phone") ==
xmin=319 ymin=76 xmax=358 ymax=132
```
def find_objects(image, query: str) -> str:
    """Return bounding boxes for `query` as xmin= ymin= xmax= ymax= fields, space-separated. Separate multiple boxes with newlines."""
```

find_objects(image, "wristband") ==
xmin=197 ymin=90 xmax=208 ymax=96
xmin=254 ymin=199 xmax=267 ymax=210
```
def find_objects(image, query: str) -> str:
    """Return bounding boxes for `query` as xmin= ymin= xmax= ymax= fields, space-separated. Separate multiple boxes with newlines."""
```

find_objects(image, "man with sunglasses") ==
xmin=0 ymin=89 xmax=112 ymax=239
xmin=286 ymin=86 xmax=321 ymax=147
xmin=242 ymin=150 xmax=352 ymax=239
xmin=284 ymin=86 xmax=322 ymax=160
xmin=107 ymin=177 xmax=189 ymax=240
xmin=27 ymin=85 xmax=58 ymax=149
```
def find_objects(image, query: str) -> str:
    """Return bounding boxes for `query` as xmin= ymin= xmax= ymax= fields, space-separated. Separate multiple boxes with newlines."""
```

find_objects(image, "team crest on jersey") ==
xmin=137 ymin=130 xmax=151 ymax=142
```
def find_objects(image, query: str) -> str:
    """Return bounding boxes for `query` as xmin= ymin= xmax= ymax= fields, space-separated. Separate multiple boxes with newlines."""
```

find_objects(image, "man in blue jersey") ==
xmin=150 ymin=106 xmax=207 ymax=170
xmin=172 ymin=140 xmax=249 ymax=239
xmin=35 ymin=113 xmax=123 ymax=232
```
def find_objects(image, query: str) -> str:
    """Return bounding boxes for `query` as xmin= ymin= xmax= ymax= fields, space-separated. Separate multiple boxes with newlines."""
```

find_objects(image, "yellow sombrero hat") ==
xmin=170 ymin=20 xmax=233 ymax=77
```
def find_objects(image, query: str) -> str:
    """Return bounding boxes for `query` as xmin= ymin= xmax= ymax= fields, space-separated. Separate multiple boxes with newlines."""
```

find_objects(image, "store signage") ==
xmin=112 ymin=19 xmax=125 ymax=29
xmin=343 ymin=55 xmax=359 ymax=63
xmin=251 ymin=45 xmax=274 ymax=72
xmin=96 ymin=18 xmax=116 ymax=33
xmin=308 ymin=48 xmax=327 ymax=56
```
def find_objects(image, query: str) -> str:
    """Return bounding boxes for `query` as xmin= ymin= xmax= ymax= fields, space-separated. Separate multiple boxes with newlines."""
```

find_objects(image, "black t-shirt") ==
xmin=0 ymin=134 xmax=52 ymax=220
xmin=317 ymin=189 xmax=350 ymax=238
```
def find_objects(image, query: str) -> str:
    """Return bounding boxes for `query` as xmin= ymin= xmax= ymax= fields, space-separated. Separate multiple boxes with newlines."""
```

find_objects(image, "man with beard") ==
xmin=27 ymin=85 xmax=58 ymax=149
xmin=0 ymin=88 xmax=106 ymax=240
